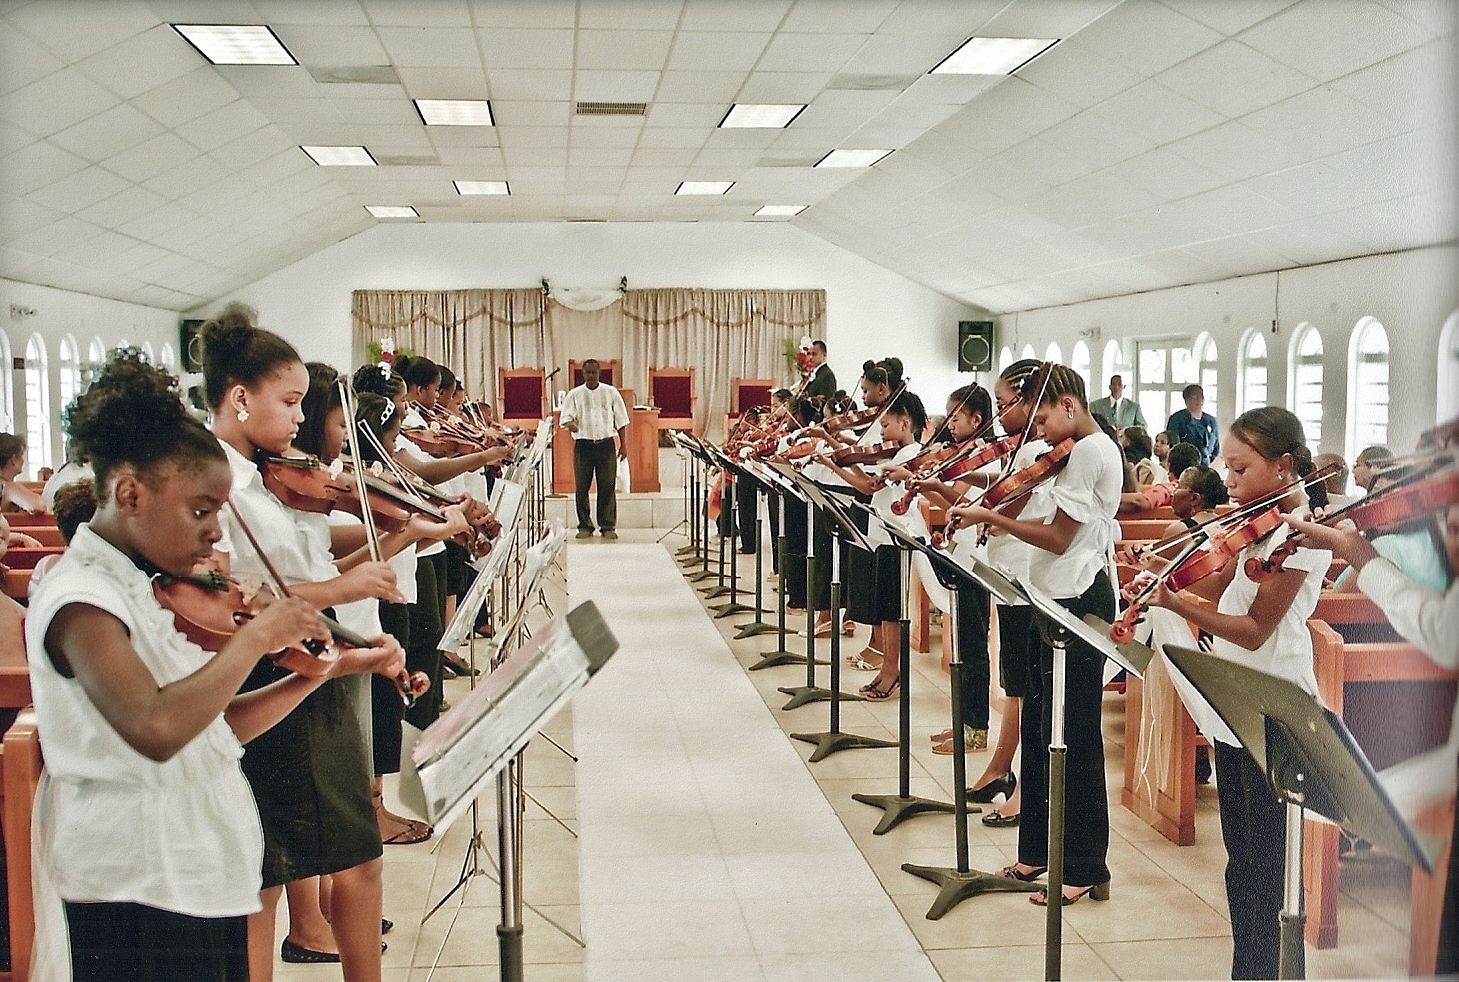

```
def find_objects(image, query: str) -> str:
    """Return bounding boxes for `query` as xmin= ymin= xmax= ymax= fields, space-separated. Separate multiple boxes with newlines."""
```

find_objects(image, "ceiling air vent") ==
xmin=374 ymin=153 xmax=439 ymax=167
xmin=308 ymin=65 xmax=401 ymax=85
xmin=575 ymin=101 xmax=647 ymax=116
xmin=826 ymin=74 xmax=918 ymax=91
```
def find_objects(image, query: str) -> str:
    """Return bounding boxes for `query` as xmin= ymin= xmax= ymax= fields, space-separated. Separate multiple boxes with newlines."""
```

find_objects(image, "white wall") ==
xmin=998 ymin=245 xmax=1459 ymax=460
xmin=190 ymin=221 xmax=986 ymax=415
xmin=0 ymin=278 xmax=182 ymax=476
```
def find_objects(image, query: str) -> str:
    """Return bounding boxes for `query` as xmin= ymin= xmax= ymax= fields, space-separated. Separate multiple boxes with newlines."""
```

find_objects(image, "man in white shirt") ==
xmin=1089 ymin=375 xmax=1146 ymax=433
xmin=560 ymin=358 xmax=630 ymax=539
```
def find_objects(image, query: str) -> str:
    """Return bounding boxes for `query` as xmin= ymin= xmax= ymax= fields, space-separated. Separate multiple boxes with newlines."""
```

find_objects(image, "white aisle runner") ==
xmin=571 ymin=543 xmax=940 ymax=982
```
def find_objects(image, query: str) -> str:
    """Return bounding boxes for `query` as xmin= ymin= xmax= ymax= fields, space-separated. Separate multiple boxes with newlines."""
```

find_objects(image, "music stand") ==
xmin=1163 ymin=644 xmax=1441 ymax=980
xmin=1016 ymin=579 xmax=1149 ymax=981
xmin=734 ymin=458 xmax=786 ymax=639
xmin=782 ymin=478 xmax=892 ymax=764
xmin=706 ymin=451 xmax=764 ymax=620
xmin=744 ymin=461 xmax=824 ymax=670
xmin=884 ymin=530 xmax=1045 ymax=913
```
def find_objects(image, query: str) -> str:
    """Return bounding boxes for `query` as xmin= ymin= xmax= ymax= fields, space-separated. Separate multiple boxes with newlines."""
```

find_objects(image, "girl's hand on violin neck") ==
xmin=342 ymin=560 xmax=405 ymax=604
xmin=436 ymin=505 xmax=473 ymax=540
xmin=1283 ymin=516 xmax=1375 ymax=569
xmin=241 ymin=596 xmax=331 ymax=658
xmin=331 ymin=633 xmax=407 ymax=682
xmin=884 ymin=465 xmax=914 ymax=483
xmin=949 ymin=503 xmax=991 ymax=526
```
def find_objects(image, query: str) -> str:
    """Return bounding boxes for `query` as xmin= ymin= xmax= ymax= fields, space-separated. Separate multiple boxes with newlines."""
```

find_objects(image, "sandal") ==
xmin=1000 ymin=864 xmax=1047 ymax=882
xmin=1032 ymin=881 xmax=1111 ymax=906
xmin=847 ymin=648 xmax=881 ymax=671
xmin=382 ymin=820 xmax=433 ymax=845
xmin=860 ymin=678 xmax=899 ymax=701
xmin=842 ymin=620 xmax=857 ymax=636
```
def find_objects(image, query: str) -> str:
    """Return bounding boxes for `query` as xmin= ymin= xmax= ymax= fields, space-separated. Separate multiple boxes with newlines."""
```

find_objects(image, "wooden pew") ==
xmin=9 ymin=530 xmax=59 ymax=549
xmin=0 ymin=574 xmax=28 ymax=604
xmin=0 ymin=517 xmax=50 ymax=529
xmin=0 ymin=551 xmax=60 ymax=572
xmin=1 ymin=710 xmax=40 ymax=982
xmin=1410 ymin=795 xmax=1454 ymax=976
xmin=1118 ymin=518 xmax=1171 ymax=541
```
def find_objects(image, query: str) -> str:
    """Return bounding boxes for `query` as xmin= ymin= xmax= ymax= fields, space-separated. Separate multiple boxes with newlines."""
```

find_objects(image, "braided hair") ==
xmin=1018 ymin=364 xmax=1087 ymax=408
xmin=947 ymin=383 xmax=993 ymax=436
xmin=66 ymin=352 xmax=225 ymax=501
xmin=884 ymin=389 xmax=927 ymax=436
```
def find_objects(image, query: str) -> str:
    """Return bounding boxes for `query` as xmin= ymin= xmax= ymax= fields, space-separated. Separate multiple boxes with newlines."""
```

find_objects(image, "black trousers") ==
xmin=1017 ymin=571 xmax=1115 ymax=888
xmin=573 ymin=437 xmax=618 ymax=531
xmin=404 ymin=552 xmax=446 ymax=732
xmin=372 ymin=601 xmax=409 ymax=775
xmin=782 ymin=495 xmax=809 ymax=609
xmin=954 ymin=585 xmax=991 ymax=731
xmin=996 ymin=603 xmax=1037 ymax=698
xmin=1440 ymin=759 xmax=1459 ymax=975
xmin=65 ymin=901 xmax=247 ymax=982
xmin=1215 ymin=741 xmax=1296 ymax=980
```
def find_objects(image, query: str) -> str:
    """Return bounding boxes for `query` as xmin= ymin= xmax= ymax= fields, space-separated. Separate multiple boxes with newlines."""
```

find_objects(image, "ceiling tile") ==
xmin=0 ymin=20 xmax=66 ymax=97
xmin=842 ymin=31 xmax=967 ymax=76
xmin=578 ymin=0 xmax=683 ymax=31
xmin=576 ymin=30 xmax=674 ymax=71
xmin=757 ymin=33 xmax=871 ymax=74
xmin=573 ymin=69 xmax=662 ymax=103
xmin=377 ymin=27 xmax=484 ymax=68
xmin=2 ymin=140 xmax=90 ymax=196
xmin=655 ymin=70 xmax=745 ymax=103
xmin=1240 ymin=85 xmax=1406 ymax=156
xmin=1089 ymin=79 xmax=1228 ymax=145
xmin=271 ymin=24 xmax=390 ymax=65
xmin=679 ymin=0 xmax=791 ymax=32
xmin=140 ymin=153 xmax=230 ymax=199
xmin=492 ymin=100 xmax=570 ymax=127
xmin=361 ymin=0 xmax=472 ymax=26
xmin=8 ymin=0 xmax=156 ymax=61
xmin=1156 ymin=0 xmax=1300 ymax=36
xmin=1059 ymin=1 xmax=1225 ymax=78
xmin=1016 ymin=40 xmax=1145 ymax=110
xmin=1156 ymin=39 xmax=1316 ymax=119
xmin=973 ymin=0 xmax=1122 ymax=40
xmin=735 ymin=71 xmax=835 ymax=103
xmin=1330 ymin=38 xmax=1454 ymax=132
xmin=498 ymin=125 xmax=570 ymax=148
xmin=969 ymin=77 xmax=1083 ymax=135
xmin=643 ymin=101 xmax=723 ymax=128
xmin=213 ymin=65 xmax=323 ymax=100
xmin=131 ymin=68 xmax=238 ymax=128
xmin=486 ymin=68 xmax=569 ymax=101
xmin=1238 ymin=0 xmax=1432 ymax=82
xmin=1101 ymin=146 xmax=1226 ymax=201
xmin=251 ymin=0 xmax=371 ymax=25
xmin=28 ymin=164 xmax=131 ymax=214
xmin=99 ymin=131 xmax=199 ymax=184
xmin=875 ymin=0 xmax=1005 ymax=34
xmin=1374 ymin=0 xmax=1459 ymax=31
xmin=1166 ymin=119 xmax=1311 ymax=181
xmin=665 ymin=32 xmax=770 ymax=72
xmin=571 ymin=124 xmax=643 ymax=148
xmin=0 ymin=69 xmax=120 ymax=138
xmin=330 ymin=96 xmax=421 ymax=126
xmin=75 ymin=24 xmax=198 ymax=100
xmin=780 ymin=0 xmax=897 ymax=33
xmin=635 ymin=126 xmax=707 ymax=148
xmin=175 ymin=99 xmax=273 ymax=152
xmin=50 ymin=103 xmax=166 ymax=162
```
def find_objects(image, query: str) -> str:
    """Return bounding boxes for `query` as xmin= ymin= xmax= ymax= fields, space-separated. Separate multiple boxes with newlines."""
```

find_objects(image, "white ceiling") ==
xmin=0 ymin=0 xmax=1453 ymax=314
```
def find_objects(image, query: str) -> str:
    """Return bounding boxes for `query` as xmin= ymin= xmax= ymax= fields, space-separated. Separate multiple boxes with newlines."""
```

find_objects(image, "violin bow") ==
xmin=337 ymin=378 xmax=384 ymax=563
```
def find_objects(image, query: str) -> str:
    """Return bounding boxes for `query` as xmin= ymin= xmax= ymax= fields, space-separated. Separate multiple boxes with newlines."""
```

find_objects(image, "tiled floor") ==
xmin=277 ymin=527 xmax=1414 ymax=982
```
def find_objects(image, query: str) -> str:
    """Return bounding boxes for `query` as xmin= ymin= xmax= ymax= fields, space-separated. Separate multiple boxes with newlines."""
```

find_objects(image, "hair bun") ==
xmin=199 ymin=302 xmax=258 ymax=367
xmin=66 ymin=353 xmax=189 ymax=467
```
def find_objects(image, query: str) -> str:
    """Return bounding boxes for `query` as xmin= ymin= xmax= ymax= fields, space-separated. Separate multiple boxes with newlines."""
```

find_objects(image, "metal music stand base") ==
xmin=850 ymin=792 xmax=956 ymax=836
xmin=900 ymin=863 xmax=1041 ymax=919
xmin=791 ymin=729 xmax=896 ymax=763
xmin=748 ymin=649 xmax=826 ymax=671
xmin=710 ymin=600 xmax=762 ymax=618
xmin=734 ymin=620 xmax=781 ymax=639
xmin=776 ymin=684 xmax=863 ymax=711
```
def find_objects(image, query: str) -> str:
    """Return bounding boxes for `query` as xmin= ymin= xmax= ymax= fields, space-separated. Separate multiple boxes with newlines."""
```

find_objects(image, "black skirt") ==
xmin=238 ymin=651 xmax=380 ymax=888
xmin=65 ymin=902 xmax=247 ymax=982
xmin=871 ymin=543 xmax=903 ymax=623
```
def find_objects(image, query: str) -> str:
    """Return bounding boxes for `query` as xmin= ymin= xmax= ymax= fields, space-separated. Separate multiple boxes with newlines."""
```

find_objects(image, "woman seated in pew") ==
xmin=1117 ymin=441 xmax=1201 ymax=514
xmin=1128 ymin=407 xmax=1331 ymax=979
xmin=0 ymin=433 xmax=45 ymax=513
xmin=26 ymin=352 xmax=404 ymax=982
xmin=1329 ymin=463 xmax=1448 ymax=593
xmin=1123 ymin=426 xmax=1166 ymax=486
xmin=1286 ymin=501 xmax=1459 ymax=975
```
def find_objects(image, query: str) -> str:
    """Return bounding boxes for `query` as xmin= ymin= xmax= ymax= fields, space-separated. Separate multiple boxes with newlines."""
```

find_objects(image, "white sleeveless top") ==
xmin=26 ymin=524 xmax=264 ymax=916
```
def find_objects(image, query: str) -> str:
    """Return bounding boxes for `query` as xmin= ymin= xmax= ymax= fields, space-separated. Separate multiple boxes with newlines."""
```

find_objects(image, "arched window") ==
xmin=1439 ymin=310 xmax=1459 ymax=424
xmin=998 ymin=346 xmax=1013 ymax=373
xmin=1020 ymin=343 xmax=1036 ymax=360
xmin=23 ymin=334 xmax=51 ymax=478
xmin=58 ymin=334 xmax=82 ymax=419
xmin=1238 ymin=330 xmax=1267 ymax=415
xmin=1288 ymin=324 xmax=1324 ymax=452
xmin=1044 ymin=342 xmax=1062 ymax=365
xmin=159 ymin=341 xmax=177 ymax=372
xmin=140 ymin=341 xmax=154 ymax=364
xmin=1072 ymin=340 xmax=1092 ymax=394
xmin=1195 ymin=333 xmax=1218 ymax=412
xmin=1346 ymin=317 xmax=1389 ymax=461
xmin=85 ymin=336 xmax=106 ymax=390
xmin=1101 ymin=340 xmax=1121 ymax=392
xmin=0 ymin=332 xmax=12 ymax=432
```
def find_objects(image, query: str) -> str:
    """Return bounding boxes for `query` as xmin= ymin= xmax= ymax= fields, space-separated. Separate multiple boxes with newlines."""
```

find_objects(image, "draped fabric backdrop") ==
xmin=353 ymin=287 xmax=825 ymax=435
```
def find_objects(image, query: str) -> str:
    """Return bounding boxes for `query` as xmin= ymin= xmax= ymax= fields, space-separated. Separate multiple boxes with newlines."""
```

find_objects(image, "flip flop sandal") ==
xmin=382 ymin=819 xmax=433 ymax=845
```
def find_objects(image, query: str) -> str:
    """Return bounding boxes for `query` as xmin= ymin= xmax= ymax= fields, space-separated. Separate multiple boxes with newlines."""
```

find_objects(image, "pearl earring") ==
xmin=236 ymin=407 xmax=249 ymax=423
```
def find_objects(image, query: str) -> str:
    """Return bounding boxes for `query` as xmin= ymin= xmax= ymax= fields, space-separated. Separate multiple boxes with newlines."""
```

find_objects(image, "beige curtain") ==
xmin=351 ymin=289 xmax=546 ymax=408
xmin=544 ymin=299 xmax=625 ymax=405
xmin=622 ymin=288 xmax=824 ymax=436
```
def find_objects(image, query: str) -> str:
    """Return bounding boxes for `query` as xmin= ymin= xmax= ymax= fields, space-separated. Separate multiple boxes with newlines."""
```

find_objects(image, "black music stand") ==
xmin=845 ymin=505 xmax=957 ymax=833
xmin=1163 ymin=644 xmax=1441 ymax=981
xmin=887 ymin=533 xmax=1045 ymax=913
xmin=774 ymin=466 xmax=894 ymax=759
xmin=746 ymin=462 xmax=823 ymax=670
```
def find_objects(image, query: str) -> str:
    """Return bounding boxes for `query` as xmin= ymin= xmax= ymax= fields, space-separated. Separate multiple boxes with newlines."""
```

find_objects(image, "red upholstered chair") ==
xmin=498 ymin=367 xmax=546 ymax=425
xmin=725 ymin=377 xmax=775 ymax=438
xmin=569 ymin=359 xmax=617 ymax=389
xmin=649 ymin=367 xmax=696 ymax=433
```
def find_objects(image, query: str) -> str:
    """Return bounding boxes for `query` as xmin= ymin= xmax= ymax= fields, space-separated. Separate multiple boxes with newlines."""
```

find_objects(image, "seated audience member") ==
xmin=1352 ymin=445 xmax=1394 ymax=493
xmin=1166 ymin=442 xmax=1202 ymax=483
xmin=1331 ymin=466 xmax=1448 ymax=592
xmin=29 ymin=481 xmax=97 ymax=596
xmin=1315 ymin=453 xmax=1359 ymax=508
xmin=1123 ymin=426 xmax=1167 ymax=486
xmin=0 ymin=434 xmax=44 ymax=512
xmin=0 ymin=513 xmax=43 ymax=551
xmin=1152 ymin=430 xmax=1171 ymax=472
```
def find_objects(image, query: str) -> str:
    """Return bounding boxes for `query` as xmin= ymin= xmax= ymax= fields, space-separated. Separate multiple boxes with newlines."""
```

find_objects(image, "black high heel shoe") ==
xmin=967 ymin=771 xmax=1016 ymax=803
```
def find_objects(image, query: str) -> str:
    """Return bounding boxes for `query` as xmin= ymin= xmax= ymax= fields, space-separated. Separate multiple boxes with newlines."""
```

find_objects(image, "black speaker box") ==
xmin=958 ymin=320 xmax=993 ymax=372
xmin=180 ymin=319 xmax=205 ymax=372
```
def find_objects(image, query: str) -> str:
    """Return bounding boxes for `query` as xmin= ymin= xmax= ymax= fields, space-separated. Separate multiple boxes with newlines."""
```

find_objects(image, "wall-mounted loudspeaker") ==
xmin=957 ymin=320 xmax=993 ymax=372
xmin=180 ymin=319 xmax=205 ymax=372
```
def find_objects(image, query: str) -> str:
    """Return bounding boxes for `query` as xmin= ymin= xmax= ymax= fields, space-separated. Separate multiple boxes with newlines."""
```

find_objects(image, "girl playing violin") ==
xmin=202 ymin=305 xmax=405 ymax=981
xmin=28 ymin=352 xmax=404 ymax=982
xmin=813 ymin=390 xmax=926 ymax=698
xmin=1132 ymin=407 xmax=1331 ymax=980
xmin=948 ymin=364 xmax=1122 ymax=905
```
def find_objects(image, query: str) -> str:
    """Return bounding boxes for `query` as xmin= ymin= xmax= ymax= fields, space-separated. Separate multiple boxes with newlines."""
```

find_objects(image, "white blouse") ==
xmin=866 ymin=442 xmax=922 ymax=547
xmin=393 ymin=432 xmax=447 ymax=561
xmin=1026 ymin=433 xmax=1123 ymax=600
xmin=216 ymin=441 xmax=333 ymax=588
xmin=980 ymin=438 xmax=1054 ymax=604
xmin=26 ymin=525 xmax=264 ymax=916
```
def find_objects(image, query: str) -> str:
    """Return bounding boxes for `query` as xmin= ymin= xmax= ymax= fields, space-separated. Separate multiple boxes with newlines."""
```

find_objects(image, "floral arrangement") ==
xmin=365 ymin=339 xmax=412 ymax=375
xmin=782 ymin=335 xmax=815 ymax=379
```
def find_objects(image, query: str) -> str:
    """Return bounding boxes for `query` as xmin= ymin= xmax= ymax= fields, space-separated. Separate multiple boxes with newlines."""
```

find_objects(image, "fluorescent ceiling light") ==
xmin=455 ymin=180 xmax=509 ymax=195
xmin=720 ymin=104 xmax=805 ymax=129
xmin=814 ymin=149 xmax=891 ymax=168
xmin=366 ymin=206 xmax=418 ymax=218
xmin=415 ymin=99 xmax=494 ymax=126
xmin=676 ymin=181 xmax=734 ymax=195
xmin=172 ymin=24 xmax=296 ymax=65
xmin=755 ymin=204 xmax=807 ymax=217
xmin=930 ymin=37 xmax=1058 ymax=75
xmin=301 ymin=145 xmax=376 ymax=166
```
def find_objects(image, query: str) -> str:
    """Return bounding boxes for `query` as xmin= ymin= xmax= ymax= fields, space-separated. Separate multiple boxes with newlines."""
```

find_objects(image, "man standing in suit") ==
xmin=1089 ymin=374 xmax=1146 ymax=433
xmin=1165 ymin=384 xmax=1220 ymax=466
xmin=802 ymin=340 xmax=837 ymax=417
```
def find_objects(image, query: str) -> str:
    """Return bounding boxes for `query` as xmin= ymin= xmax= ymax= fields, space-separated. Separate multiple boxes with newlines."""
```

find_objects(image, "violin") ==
xmin=934 ymin=438 xmax=1076 ymax=548
xmin=829 ymin=441 xmax=899 ymax=467
xmin=153 ymin=569 xmax=429 ymax=706
xmin=890 ymin=435 xmax=1020 ymax=516
xmin=1245 ymin=462 xmax=1459 ymax=582
xmin=1108 ymin=507 xmax=1284 ymax=643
